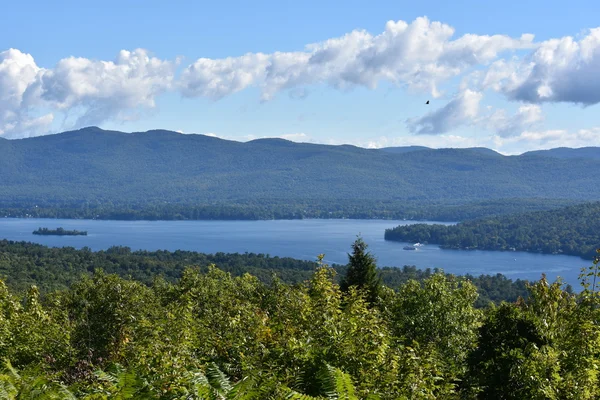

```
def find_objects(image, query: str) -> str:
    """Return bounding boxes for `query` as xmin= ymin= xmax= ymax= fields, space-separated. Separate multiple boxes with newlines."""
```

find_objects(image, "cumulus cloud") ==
xmin=3 ymin=17 xmax=600 ymax=142
xmin=180 ymin=53 xmax=270 ymax=99
xmin=180 ymin=17 xmax=535 ymax=101
xmin=0 ymin=48 xmax=175 ymax=138
xmin=406 ymin=89 xmax=482 ymax=134
xmin=403 ymin=91 xmax=543 ymax=139
xmin=0 ymin=49 xmax=52 ymax=137
xmin=479 ymin=28 xmax=600 ymax=105
xmin=486 ymin=104 xmax=543 ymax=137
xmin=37 ymin=49 xmax=176 ymax=127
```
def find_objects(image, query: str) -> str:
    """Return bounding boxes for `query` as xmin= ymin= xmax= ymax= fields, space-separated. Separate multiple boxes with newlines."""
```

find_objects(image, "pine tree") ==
xmin=340 ymin=237 xmax=381 ymax=304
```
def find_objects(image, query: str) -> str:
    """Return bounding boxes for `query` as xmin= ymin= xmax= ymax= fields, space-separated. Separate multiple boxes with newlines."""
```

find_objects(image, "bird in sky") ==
xmin=425 ymin=100 xmax=430 ymax=105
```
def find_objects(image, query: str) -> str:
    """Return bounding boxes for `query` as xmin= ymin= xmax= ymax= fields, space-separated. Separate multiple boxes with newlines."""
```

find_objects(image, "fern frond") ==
xmin=206 ymin=362 xmax=233 ymax=395
xmin=2 ymin=360 xmax=20 ymax=382
xmin=227 ymin=376 xmax=259 ymax=399
xmin=316 ymin=364 xmax=358 ymax=400
xmin=0 ymin=375 xmax=17 ymax=400
xmin=283 ymin=387 xmax=321 ymax=400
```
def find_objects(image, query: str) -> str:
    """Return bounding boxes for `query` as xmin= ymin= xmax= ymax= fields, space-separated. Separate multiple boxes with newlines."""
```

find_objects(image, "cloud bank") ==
xmin=2 ymin=17 xmax=600 ymax=145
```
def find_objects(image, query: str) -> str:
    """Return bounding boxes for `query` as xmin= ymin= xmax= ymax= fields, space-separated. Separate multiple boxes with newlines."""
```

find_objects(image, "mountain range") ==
xmin=1 ymin=127 xmax=599 ymax=207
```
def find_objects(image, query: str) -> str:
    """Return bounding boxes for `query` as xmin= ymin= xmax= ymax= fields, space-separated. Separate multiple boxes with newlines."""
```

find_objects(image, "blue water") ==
xmin=0 ymin=218 xmax=590 ymax=287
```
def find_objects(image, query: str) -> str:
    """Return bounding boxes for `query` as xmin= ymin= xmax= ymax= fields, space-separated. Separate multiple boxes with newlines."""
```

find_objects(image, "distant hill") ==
xmin=522 ymin=147 xmax=600 ymax=160
xmin=2 ymin=127 xmax=600 ymax=208
xmin=379 ymin=146 xmax=430 ymax=154
xmin=379 ymin=146 xmax=501 ymax=157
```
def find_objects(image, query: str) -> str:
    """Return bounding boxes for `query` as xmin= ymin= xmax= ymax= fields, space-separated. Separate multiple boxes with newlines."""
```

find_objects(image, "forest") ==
xmin=0 ymin=238 xmax=598 ymax=399
xmin=0 ymin=239 xmax=529 ymax=307
xmin=0 ymin=197 xmax=579 ymax=222
xmin=2 ymin=127 xmax=600 ymax=207
xmin=385 ymin=201 xmax=600 ymax=260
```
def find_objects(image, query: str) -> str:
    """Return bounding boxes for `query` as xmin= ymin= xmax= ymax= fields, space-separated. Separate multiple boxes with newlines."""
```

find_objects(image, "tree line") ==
xmin=0 ymin=239 xmax=598 ymax=398
xmin=0 ymin=197 xmax=578 ymax=222
xmin=0 ymin=239 xmax=529 ymax=307
xmin=385 ymin=201 xmax=600 ymax=260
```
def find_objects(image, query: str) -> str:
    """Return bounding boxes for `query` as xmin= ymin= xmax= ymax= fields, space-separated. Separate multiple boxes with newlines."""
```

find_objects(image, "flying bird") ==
xmin=425 ymin=100 xmax=429 ymax=105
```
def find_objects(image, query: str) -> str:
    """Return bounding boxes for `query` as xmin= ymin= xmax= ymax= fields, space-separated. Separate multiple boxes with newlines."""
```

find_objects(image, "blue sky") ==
xmin=1 ymin=0 xmax=600 ymax=153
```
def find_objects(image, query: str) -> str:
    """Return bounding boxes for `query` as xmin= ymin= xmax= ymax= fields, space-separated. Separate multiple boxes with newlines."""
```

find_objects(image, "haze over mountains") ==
xmin=1 ymin=127 xmax=599 ymax=206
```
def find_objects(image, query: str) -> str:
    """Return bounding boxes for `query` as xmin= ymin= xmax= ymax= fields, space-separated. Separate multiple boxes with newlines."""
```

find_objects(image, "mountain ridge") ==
xmin=2 ymin=127 xmax=600 ymax=206
xmin=522 ymin=147 xmax=600 ymax=160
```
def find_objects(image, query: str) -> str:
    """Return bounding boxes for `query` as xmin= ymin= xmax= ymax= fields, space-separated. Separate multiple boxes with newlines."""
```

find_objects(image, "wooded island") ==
xmin=32 ymin=227 xmax=87 ymax=236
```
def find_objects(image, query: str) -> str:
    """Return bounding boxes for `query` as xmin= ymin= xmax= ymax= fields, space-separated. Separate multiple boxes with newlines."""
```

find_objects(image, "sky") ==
xmin=1 ymin=0 xmax=600 ymax=154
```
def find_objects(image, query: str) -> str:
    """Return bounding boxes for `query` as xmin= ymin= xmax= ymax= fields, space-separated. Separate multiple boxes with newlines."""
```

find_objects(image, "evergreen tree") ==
xmin=340 ymin=237 xmax=381 ymax=304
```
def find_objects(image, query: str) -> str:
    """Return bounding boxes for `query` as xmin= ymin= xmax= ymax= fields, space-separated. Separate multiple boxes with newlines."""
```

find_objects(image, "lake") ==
xmin=0 ymin=218 xmax=590 ymax=287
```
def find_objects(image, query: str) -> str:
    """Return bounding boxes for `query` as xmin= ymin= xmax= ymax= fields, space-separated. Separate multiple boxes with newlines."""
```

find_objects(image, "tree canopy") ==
xmin=0 ymin=249 xmax=598 ymax=398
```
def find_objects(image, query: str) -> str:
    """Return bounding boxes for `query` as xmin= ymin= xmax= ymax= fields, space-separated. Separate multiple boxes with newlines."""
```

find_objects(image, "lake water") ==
xmin=0 ymin=218 xmax=591 ymax=288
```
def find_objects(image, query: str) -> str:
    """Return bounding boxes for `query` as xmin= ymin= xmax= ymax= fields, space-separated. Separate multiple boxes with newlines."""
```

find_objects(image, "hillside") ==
xmin=522 ymin=147 xmax=600 ymax=160
xmin=384 ymin=201 xmax=600 ymax=259
xmin=2 ymin=127 xmax=600 ymax=208
xmin=379 ymin=145 xmax=431 ymax=154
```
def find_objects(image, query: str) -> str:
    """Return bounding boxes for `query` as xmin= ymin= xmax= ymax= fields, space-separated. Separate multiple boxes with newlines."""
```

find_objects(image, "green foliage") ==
xmin=1 ymin=243 xmax=597 ymax=398
xmin=385 ymin=201 xmax=600 ymax=260
xmin=0 ymin=360 xmax=75 ymax=399
xmin=314 ymin=364 xmax=358 ymax=400
xmin=467 ymin=272 xmax=600 ymax=399
xmin=392 ymin=273 xmax=482 ymax=382
xmin=0 ymin=239 xmax=529 ymax=306
xmin=340 ymin=237 xmax=382 ymax=305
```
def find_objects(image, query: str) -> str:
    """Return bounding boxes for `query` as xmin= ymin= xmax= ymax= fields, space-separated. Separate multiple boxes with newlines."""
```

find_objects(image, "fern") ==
xmin=0 ymin=360 xmax=76 ymax=400
xmin=285 ymin=391 xmax=322 ymax=400
xmin=94 ymin=363 xmax=147 ymax=399
xmin=316 ymin=364 xmax=358 ymax=400
xmin=206 ymin=362 xmax=233 ymax=397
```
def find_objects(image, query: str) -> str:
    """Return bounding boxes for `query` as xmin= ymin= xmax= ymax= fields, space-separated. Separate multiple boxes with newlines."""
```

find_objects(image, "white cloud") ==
xmin=2 ymin=18 xmax=600 ymax=142
xmin=406 ymin=89 xmax=482 ymax=134
xmin=479 ymin=28 xmax=600 ymax=105
xmin=485 ymin=104 xmax=543 ymax=137
xmin=495 ymin=127 xmax=600 ymax=152
xmin=180 ymin=53 xmax=270 ymax=99
xmin=180 ymin=17 xmax=535 ymax=101
xmin=0 ymin=48 xmax=175 ymax=138
xmin=38 ymin=49 xmax=176 ymax=128
xmin=0 ymin=49 xmax=52 ymax=137
xmin=278 ymin=132 xmax=309 ymax=141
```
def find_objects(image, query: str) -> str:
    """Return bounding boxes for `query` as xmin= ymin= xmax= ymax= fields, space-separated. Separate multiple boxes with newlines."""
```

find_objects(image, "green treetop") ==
xmin=340 ymin=237 xmax=382 ymax=304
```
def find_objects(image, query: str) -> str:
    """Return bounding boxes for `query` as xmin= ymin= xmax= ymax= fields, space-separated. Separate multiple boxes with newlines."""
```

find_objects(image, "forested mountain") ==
xmin=385 ymin=201 xmax=600 ymax=259
xmin=378 ymin=145 xmax=430 ymax=154
xmin=2 ymin=127 xmax=600 ymax=209
xmin=523 ymin=147 xmax=600 ymax=160
xmin=379 ymin=146 xmax=502 ymax=157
